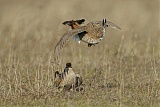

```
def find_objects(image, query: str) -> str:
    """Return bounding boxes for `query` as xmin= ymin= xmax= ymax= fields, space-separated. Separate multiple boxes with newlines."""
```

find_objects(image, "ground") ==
xmin=0 ymin=0 xmax=159 ymax=106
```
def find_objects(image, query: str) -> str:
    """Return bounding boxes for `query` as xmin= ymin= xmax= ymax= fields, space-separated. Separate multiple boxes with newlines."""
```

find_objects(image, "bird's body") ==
xmin=63 ymin=19 xmax=107 ymax=46
xmin=63 ymin=19 xmax=121 ymax=46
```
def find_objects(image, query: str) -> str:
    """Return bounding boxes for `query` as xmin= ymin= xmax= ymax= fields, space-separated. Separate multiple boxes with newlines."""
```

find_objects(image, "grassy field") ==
xmin=0 ymin=0 xmax=160 ymax=106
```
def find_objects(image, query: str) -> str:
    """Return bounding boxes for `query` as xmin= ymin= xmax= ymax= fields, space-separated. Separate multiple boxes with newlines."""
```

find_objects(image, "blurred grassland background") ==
xmin=0 ymin=0 xmax=160 ymax=106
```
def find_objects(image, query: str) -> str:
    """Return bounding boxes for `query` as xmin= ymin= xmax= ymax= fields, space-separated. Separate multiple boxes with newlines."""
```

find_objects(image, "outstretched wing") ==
xmin=62 ymin=19 xmax=85 ymax=29
xmin=106 ymin=21 xmax=121 ymax=30
xmin=54 ymin=27 xmax=86 ymax=64
xmin=62 ymin=19 xmax=85 ymax=26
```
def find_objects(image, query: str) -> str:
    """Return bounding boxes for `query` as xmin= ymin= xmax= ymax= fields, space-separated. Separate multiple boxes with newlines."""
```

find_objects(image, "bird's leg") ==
xmin=88 ymin=44 xmax=95 ymax=47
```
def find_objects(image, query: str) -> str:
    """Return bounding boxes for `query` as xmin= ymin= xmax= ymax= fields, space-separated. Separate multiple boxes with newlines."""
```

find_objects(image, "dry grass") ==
xmin=0 ymin=0 xmax=160 ymax=106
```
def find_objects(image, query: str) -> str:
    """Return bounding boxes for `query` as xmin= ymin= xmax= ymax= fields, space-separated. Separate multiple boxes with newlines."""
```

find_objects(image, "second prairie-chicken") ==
xmin=53 ymin=63 xmax=83 ymax=91
xmin=54 ymin=18 xmax=121 ymax=63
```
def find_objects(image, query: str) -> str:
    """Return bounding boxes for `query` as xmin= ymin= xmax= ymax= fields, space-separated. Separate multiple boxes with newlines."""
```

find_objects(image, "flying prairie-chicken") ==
xmin=53 ymin=63 xmax=83 ymax=91
xmin=54 ymin=19 xmax=121 ymax=63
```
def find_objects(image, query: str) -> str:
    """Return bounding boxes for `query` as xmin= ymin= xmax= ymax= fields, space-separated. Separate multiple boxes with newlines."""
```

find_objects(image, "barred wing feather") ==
xmin=54 ymin=27 xmax=86 ymax=64
xmin=106 ymin=21 xmax=121 ymax=30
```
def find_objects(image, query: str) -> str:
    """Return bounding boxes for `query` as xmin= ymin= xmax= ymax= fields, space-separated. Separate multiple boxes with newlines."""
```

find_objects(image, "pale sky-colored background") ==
xmin=0 ymin=0 xmax=159 ymax=62
xmin=0 ymin=0 xmax=159 ymax=32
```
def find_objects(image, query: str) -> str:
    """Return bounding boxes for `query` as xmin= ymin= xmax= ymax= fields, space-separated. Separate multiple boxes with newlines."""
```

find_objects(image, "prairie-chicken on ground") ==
xmin=53 ymin=63 xmax=83 ymax=91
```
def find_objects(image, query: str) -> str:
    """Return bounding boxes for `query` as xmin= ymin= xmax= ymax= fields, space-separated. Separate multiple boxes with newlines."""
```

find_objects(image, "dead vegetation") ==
xmin=0 ymin=0 xmax=159 ymax=106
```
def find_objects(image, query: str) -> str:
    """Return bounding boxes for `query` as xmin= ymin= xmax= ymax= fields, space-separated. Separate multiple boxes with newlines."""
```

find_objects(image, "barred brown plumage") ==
xmin=54 ymin=27 xmax=86 ymax=64
xmin=63 ymin=19 xmax=85 ymax=29
xmin=53 ymin=63 xmax=83 ymax=91
xmin=53 ymin=19 xmax=121 ymax=64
